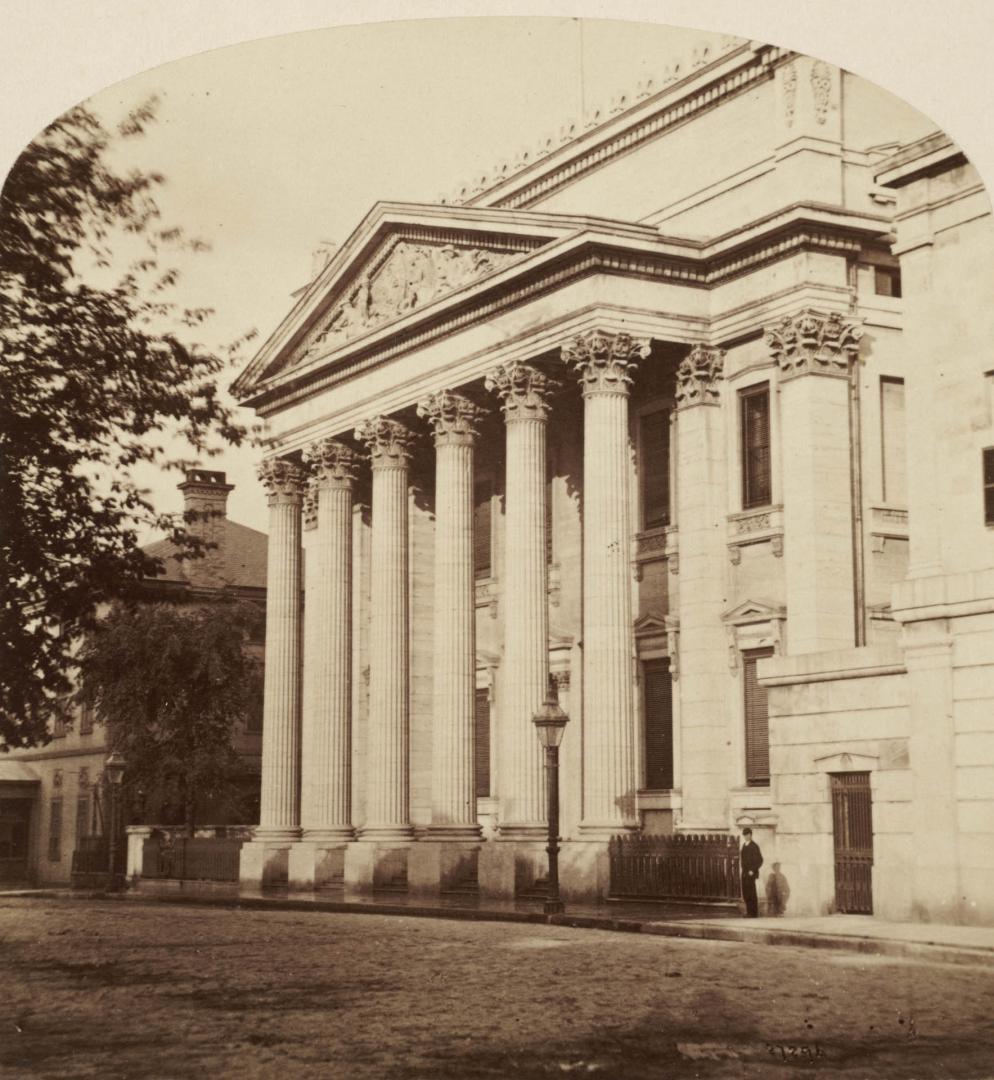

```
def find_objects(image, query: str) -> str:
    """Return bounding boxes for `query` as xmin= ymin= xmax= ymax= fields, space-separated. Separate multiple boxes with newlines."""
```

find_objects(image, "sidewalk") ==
xmin=4 ymin=883 xmax=992 ymax=966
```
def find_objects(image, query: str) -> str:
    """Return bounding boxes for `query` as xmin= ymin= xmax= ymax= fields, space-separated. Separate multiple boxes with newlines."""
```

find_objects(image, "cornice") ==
xmin=463 ymin=43 xmax=784 ymax=211
xmin=240 ymin=203 xmax=888 ymax=416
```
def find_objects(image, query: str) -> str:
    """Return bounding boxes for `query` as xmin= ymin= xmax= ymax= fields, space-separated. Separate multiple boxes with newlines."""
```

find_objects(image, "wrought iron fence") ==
xmin=142 ymin=837 xmax=243 ymax=883
xmin=71 ymin=835 xmax=109 ymax=875
xmin=609 ymin=833 xmax=741 ymax=903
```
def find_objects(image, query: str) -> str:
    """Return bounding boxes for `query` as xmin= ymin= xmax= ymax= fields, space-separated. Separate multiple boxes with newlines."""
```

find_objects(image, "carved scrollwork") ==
xmin=302 ymin=481 xmax=319 ymax=530
xmin=561 ymin=330 xmax=651 ymax=396
xmin=258 ymin=457 xmax=307 ymax=504
xmin=675 ymin=345 xmax=725 ymax=408
xmin=354 ymin=417 xmax=416 ymax=469
xmin=782 ymin=62 xmax=798 ymax=127
xmin=484 ymin=362 xmax=556 ymax=422
xmin=766 ymin=309 xmax=862 ymax=379
xmin=417 ymin=390 xmax=485 ymax=445
xmin=810 ymin=61 xmax=832 ymax=125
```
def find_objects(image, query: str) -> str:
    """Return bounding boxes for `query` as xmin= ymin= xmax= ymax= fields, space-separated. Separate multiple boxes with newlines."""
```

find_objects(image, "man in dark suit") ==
xmin=740 ymin=827 xmax=763 ymax=917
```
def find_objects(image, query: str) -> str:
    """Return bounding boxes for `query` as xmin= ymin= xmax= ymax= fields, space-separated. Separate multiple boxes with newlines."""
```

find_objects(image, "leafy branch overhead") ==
xmin=0 ymin=98 xmax=256 ymax=748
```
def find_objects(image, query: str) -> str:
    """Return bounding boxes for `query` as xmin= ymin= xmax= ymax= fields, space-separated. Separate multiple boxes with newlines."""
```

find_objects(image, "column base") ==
xmin=478 ymin=839 xmax=547 ymax=900
xmin=559 ymin=839 xmax=612 ymax=903
xmin=344 ymin=841 xmax=411 ymax=894
xmin=408 ymin=841 xmax=480 ymax=897
xmin=357 ymin=825 xmax=416 ymax=843
xmin=252 ymin=827 xmax=302 ymax=843
xmin=287 ymin=841 xmax=349 ymax=890
xmin=496 ymin=823 xmax=548 ymax=843
xmin=239 ymin=839 xmax=293 ymax=888
xmin=424 ymin=824 xmax=483 ymax=842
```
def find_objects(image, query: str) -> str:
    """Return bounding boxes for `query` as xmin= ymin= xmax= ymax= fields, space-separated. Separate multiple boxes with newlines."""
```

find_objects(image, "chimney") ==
xmin=177 ymin=470 xmax=234 ymax=587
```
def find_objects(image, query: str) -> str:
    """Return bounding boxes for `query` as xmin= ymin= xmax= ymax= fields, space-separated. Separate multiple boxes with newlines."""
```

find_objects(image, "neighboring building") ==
xmin=230 ymin=37 xmax=994 ymax=920
xmin=0 ymin=471 xmax=267 ymax=886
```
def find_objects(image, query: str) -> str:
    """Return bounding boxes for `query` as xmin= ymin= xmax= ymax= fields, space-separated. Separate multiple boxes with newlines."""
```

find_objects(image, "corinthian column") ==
xmin=766 ymin=309 xmax=862 ymax=652
xmin=484 ymin=363 xmax=554 ymax=838
xmin=563 ymin=331 xmax=651 ymax=834
xmin=355 ymin=417 xmax=416 ymax=841
xmin=256 ymin=457 xmax=306 ymax=840
xmin=417 ymin=391 xmax=486 ymax=838
xmin=675 ymin=345 xmax=730 ymax=828
xmin=299 ymin=437 xmax=358 ymax=841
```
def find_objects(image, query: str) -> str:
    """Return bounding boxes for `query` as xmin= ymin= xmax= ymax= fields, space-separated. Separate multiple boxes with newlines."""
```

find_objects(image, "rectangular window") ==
xmin=880 ymin=377 xmax=907 ymax=505
xmin=474 ymin=478 xmax=492 ymax=580
xmin=48 ymin=798 xmax=63 ymax=862
xmin=740 ymin=385 xmax=772 ymax=510
xmin=984 ymin=448 xmax=994 ymax=526
xmin=79 ymin=702 xmax=94 ymax=736
xmin=474 ymin=688 xmax=491 ymax=798
xmin=641 ymin=408 xmax=671 ymax=529
xmin=75 ymin=786 xmax=90 ymax=842
xmin=642 ymin=658 xmax=674 ymax=790
xmin=743 ymin=648 xmax=774 ymax=787
xmin=874 ymin=266 xmax=902 ymax=298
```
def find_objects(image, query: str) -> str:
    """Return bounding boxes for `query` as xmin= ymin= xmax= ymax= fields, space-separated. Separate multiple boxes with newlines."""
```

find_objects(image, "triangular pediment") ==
xmin=634 ymin=611 xmax=676 ymax=636
xmin=234 ymin=202 xmax=605 ymax=396
xmin=722 ymin=598 xmax=786 ymax=625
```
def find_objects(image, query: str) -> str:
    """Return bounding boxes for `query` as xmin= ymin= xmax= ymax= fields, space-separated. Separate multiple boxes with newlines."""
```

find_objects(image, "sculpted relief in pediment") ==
xmin=298 ymin=239 xmax=523 ymax=363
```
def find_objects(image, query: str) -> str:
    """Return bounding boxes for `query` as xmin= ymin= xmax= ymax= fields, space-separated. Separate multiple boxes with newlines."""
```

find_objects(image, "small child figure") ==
xmin=765 ymin=861 xmax=790 ymax=916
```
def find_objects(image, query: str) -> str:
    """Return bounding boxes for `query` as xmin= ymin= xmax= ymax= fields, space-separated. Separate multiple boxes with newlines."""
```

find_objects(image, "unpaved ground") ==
xmin=1 ymin=897 xmax=992 ymax=1079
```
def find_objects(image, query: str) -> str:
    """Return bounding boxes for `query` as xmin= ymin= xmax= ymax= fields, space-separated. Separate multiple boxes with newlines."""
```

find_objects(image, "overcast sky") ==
xmin=5 ymin=4 xmax=994 ymax=536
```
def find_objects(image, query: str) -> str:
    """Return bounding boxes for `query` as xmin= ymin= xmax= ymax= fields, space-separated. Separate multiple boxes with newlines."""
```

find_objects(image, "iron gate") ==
xmin=831 ymin=772 xmax=873 ymax=914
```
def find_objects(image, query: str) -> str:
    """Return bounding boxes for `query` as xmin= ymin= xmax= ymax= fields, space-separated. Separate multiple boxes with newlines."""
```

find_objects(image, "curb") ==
xmin=11 ymin=886 xmax=992 ymax=966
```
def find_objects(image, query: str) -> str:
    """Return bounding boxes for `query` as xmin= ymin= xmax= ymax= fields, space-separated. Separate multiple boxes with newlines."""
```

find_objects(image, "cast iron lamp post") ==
xmin=104 ymin=752 xmax=126 ymax=891
xmin=533 ymin=698 xmax=569 ymax=915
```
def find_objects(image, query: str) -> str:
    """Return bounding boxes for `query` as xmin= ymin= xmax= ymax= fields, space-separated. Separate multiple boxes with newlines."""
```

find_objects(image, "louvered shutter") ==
xmin=741 ymin=386 xmax=772 ymax=509
xmin=474 ymin=688 xmax=491 ymax=797
xmin=643 ymin=659 xmax=673 ymax=790
xmin=743 ymin=648 xmax=773 ymax=786
xmin=641 ymin=409 xmax=671 ymax=529
xmin=984 ymin=447 xmax=994 ymax=526
xmin=474 ymin=479 xmax=492 ymax=580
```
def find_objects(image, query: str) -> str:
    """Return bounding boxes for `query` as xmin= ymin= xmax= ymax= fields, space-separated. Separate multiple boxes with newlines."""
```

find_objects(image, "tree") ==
xmin=77 ymin=599 xmax=264 ymax=835
xmin=0 ymin=99 xmax=253 ymax=748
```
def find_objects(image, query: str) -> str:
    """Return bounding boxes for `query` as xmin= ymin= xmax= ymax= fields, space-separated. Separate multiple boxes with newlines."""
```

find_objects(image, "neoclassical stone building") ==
xmin=233 ymin=37 xmax=994 ymax=919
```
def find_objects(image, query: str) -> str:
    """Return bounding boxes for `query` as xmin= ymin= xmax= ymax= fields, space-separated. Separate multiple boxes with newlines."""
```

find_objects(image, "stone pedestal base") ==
xmin=344 ymin=842 xmax=411 ymax=893
xmin=408 ymin=841 xmax=480 ymax=896
xmin=287 ymin=842 xmax=348 ymax=890
xmin=125 ymin=826 xmax=153 ymax=881
xmin=559 ymin=840 xmax=611 ymax=903
xmin=478 ymin=840 xmax=547 ymax=900
xmin=239 ymin=840 xmax=292 ymax=888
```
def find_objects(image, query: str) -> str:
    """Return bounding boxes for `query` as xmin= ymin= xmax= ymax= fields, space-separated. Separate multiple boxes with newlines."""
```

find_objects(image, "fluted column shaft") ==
xmin=300 ymin=438 xmax=357 ymax=841
xmin=485 ymin=364 xmax=553 ymax=838
xmin=564 ymin=332 xmax=650 ymax=835
xmin=257 ymin=458 xmax=306 ymax=840
xmin=418 ymin=393 xmax=485 ymax=838
xmin=356 ymin=418 xmax=415 ymax=841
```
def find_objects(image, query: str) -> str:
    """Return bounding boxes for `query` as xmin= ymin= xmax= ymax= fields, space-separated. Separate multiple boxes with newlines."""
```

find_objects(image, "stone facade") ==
xmin=233 ymin=41 xmax=993 ymax=920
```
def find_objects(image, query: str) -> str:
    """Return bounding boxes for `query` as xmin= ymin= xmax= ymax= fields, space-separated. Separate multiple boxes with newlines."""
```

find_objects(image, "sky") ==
xmin=5 ymin=2 xmax=994 ymax=535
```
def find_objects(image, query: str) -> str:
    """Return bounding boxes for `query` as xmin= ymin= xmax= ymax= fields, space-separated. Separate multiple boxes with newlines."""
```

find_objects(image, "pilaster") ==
xmin=766 ymin=310 xmax=862 ymax=653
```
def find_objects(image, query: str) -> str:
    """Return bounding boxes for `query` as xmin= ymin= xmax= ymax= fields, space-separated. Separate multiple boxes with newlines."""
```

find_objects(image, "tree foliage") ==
xmin=0 ymin=99 xmax=252 ymax=748
xmin=77 ymin=599 xmax=263 ymax=834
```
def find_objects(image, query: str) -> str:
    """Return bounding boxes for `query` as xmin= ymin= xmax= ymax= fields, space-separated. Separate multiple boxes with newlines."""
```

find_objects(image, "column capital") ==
xmin=303 ymin=436 xmax=359 ymax=489
xmin=354 ymin=417 xmax=416 ymax=469
xmin=258 ymin=457 xmax=307 ymax=505
xmin=302 ymin=481 xmax=318 ymax=531
xmin=675 ymin=345 xmax=725 ymax=408
xmin=561 ymin=330 xmax=650 ymax=396
xmin=765 ymin=309 xmax=862 ymax=380
xmin=484 ymin=362 xmax=555 ymax=421
xmin=416 ymin=390 xmax=485 ymax=446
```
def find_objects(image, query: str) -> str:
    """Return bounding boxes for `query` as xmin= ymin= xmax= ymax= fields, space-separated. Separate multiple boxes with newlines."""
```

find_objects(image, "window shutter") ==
xmin=48 ymin=798 xmax=63 ymax=862
xmin=474 ymin=688 xmax=491 ymax=798
xmin=641 ymin=409 xmax=671 ymax=529
xmin=743 ymin=648 xmax=773 ymax=786
xmin=741 ymin=386 xmax=772 ymax=509
xmin=984 ymin=448 xmax=994 ymax=526
xmin=474 ymin=479 xmax=492 ymax=580
xmin=643 ymin=658 xmax=673 ymax=790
